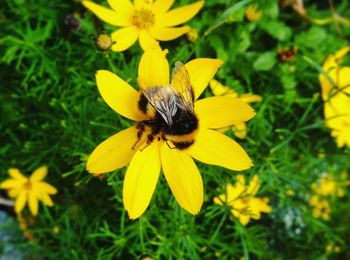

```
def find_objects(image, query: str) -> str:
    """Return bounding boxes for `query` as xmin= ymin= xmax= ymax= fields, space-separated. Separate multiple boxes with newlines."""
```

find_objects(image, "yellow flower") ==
xmin=245 ymin=5 xmax=263 ymax=22
xmin=186 ymin=27 xmax=198 ymax=42
xmin=209 ymin=79 xmax=262 ymax=139
xmin=86 ymin=47 xmax=255 ymax=219
xmin=0 ymin=167 xmax=57 ymax=216
xmin=311 ymin=174 xmax=346 ymax=198
xmin=309 ymin=195 xmax=330 ymax=220
xmin=319 ymin=47 xmax=350 ymax=148
xmin=213 ymin=175 xmax=272 ymax=225
xmin=83 ymin=0 xmax=204 ymax=51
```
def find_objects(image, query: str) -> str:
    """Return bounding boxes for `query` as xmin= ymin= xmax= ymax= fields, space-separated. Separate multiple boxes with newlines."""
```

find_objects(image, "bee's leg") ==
xmin=132 ymin=123 xmax=145 ymax=150
xmin=165 ymin=140 xmax=176 ymax=149
xmin=139 ymin=134 xmax=154 ymax=152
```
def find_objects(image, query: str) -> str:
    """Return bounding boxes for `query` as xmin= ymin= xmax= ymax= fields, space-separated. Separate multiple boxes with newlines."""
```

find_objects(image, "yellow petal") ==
xmin=209 ymin=79 xmax=236 ymax=96
xmin=37 ymin=182 xmax=58 ymax=195
xmin=232 ymin=123 xmax=247 ymax=139
xmin=238 ymin=213 xmax=250 ymax=226
xmin=123 ymin=141 xmax=161 ymax=219
xmin=187 ymin=129 xmax=253 ymax=171
xmin=107 ymin=0 xmax=134 ymax=13
xmin=28 ymin=192 xmax=39 ymax=216
xmin=185 ymin=59 xmax=223 ymax=99
xmin=228 ymin=178 xmax=246 ymax=201
xmin=246 ymin=175 xmax=260 ymax=196
xmin=320 ymin=47 xmax=350 ymax=100
xmin=239 ymin=93 xmax=262 ymax=103
xmin=256 ymin=198 xmax=272 ymax=213
xmin=137 ymin=48 xmax=169 ymax=89
xmin=83 ymin=1 xmax=131 ymax=26
xmin=15 ymin=192 xmax=27 ymax=213
xmin=30 ymin=166 xmax=48 ymax=182
xmin=152 ymin=0 xmax=174 ymax=13
xmin=161 ymin=144 xmax=203 ymax=215
xmin=8 ymin=188 xmax=22 ymax=198
xmin=0 ymin=179 xmax=22 ymax=189
xmin=134 ymin=0 xmax=152 ymax=8
xmin=195 ymin=96 xmax=256 ymax=129
xmin=213 ymin=193 xmax=225 ymax=205
xmin=139 ymin=29 xmax=159 ymax=50
xmin=96 ymin=70 xmax=146 ymax=121
xmin=8 ymin=168 xmax=27 ymax=181
xmin=111 ymin=26 xmax=139 ymax=52
xmin=323 ymin=46 xmax=350 ymax=73
xmin=157 ymin=1 xmax=204 ymax=27
xmin=87 ymin=126 xmax=140 ymax=175
xmin=150 ymin=25 xmax=190 ymax=41
xmin=40 ymin=193 xmax=54 ymax=207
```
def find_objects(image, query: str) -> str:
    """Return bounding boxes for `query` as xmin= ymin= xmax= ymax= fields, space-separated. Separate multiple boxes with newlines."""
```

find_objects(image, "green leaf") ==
xmin=253 ymin=51 xmax=277 ymax=71
xmin=259 ymin=20 xmax=292 ymax=41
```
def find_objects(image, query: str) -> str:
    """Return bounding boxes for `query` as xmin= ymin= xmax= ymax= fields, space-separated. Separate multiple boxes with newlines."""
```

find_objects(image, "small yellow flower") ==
xmin=209 ymin=79 xmax=262 ymax=139
xmin=286 ymin=189 xmax=295 ymax=196
xmin=312 ymin=174 xmax=345 ymax=198
xmin=186 ymin=27 xmax=198 ymax=42
xmin=87 ymin=48 xmax=255 ymax=219
xmin=309 ymin=195 xmax=331 ymax=220
xmin=83 ymin=0 xmax=204 ymax=51
xmin=213 ymin=175 xmax=272 ymax=225
xmin=245 ymin=5 xmax=263 ymax=22
xmin=0 ymin=167 xmax=57 ymax=216
xmin=96 ymin=33 xmax=114 ymax=51
xmin=319 ymin=47 xmax=350 ymax=148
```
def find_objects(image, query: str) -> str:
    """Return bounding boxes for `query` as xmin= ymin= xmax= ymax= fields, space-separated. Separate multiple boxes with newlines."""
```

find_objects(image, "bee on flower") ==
xmin=209 ymin=79 xmax=262 ymax=139
xmin=83 ymin=0 xmax=204 ymax=51
xmin=213 ymin=175 xmax=272 ymax=225
xmin=0 ymin=167 xmax=57 ymax=216
xmin=319 ymin=46 xmax=350 ymax=148
xmin=86 ymin=47 xmax=255 ymax=219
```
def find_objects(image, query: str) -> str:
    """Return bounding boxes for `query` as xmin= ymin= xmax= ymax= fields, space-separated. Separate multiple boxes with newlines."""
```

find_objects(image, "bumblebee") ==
xmin=136 ymin=62 xmax=199 ymax=150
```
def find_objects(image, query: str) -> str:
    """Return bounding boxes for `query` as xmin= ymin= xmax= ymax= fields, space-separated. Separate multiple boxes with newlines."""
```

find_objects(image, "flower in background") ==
xmin=210 ymin=79 xmax=262 ymax=139
xmin=245 ymin=5 xmax=263 ymax=22
xmin=186 ymin=27 xmax=199 ymax=42
xmin=87 ymin=47 xmax=255 ymax=219
xmin=214 ymin=175 xmax=272 ymax=225
xmin=0 ymin=167 xmax=57 ymax=216
xmin=319 ymin=47 xmax=350 ymax=148
xmin=278 ymin=47 xmax=298 ymax=62
xmin=326 ymin=243 xmax=341 ymax=254
xmin=309 ymin=195 xmax=331 ymax=220
xmin=311 ymin=174 xmax=346 ymax=198
xmin=83 ymin=0 xmax=204 ymax=51
xmin=309 ymin=172 xmax=348 ymax=221
xmin=95 ymin=33 xmax=114 ymax=51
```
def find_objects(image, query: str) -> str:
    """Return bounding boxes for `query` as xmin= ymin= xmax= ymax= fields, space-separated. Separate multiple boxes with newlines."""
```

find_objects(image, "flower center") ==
xmin=132 ymin=8 xmax=155 ymax=29
xmin=23 ymin=181 xmax=32 ymax=190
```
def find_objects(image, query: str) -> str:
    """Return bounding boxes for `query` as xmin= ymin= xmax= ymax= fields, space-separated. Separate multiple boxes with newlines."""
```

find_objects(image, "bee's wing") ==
xmin=141 ymin=86 xmax=178 ymax=126
xmin=171 ymin=61 xmax=194 ymax=110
